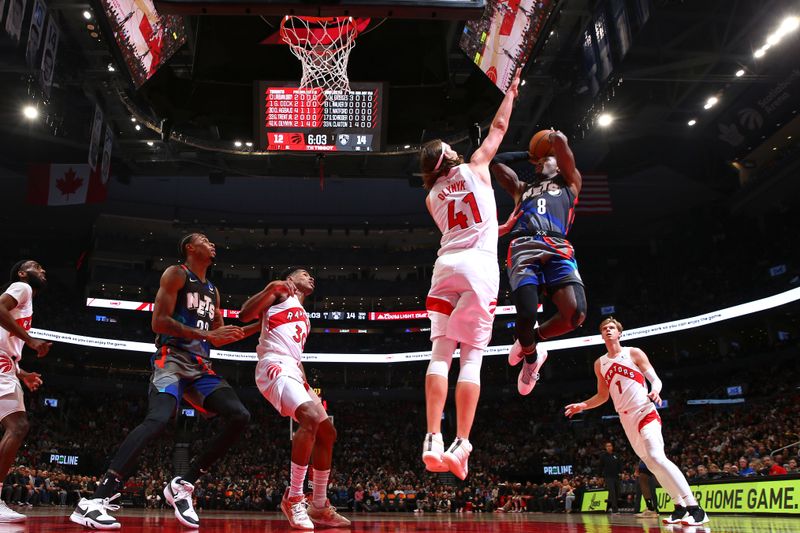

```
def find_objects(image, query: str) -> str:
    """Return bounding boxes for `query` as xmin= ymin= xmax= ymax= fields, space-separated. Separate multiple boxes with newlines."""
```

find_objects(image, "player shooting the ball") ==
xmin=490 ymin=130 xmax=586 ymax=396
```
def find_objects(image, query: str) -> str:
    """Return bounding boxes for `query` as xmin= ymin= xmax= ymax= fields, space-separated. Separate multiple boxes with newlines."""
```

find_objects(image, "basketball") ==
xmin=528 ymin=129 xmax=555 ymax=159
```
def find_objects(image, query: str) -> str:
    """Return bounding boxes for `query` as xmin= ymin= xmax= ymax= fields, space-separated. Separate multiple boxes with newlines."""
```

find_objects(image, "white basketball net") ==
xmin=280 ymin=16 xmax=359 ymax=92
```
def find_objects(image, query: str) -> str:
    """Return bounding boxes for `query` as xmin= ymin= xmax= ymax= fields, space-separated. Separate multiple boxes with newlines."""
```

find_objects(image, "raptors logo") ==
xmin=266 ymin=363 xmax=282 ymax=380
xmin=0 ymin=355 xmax=15 ymax=374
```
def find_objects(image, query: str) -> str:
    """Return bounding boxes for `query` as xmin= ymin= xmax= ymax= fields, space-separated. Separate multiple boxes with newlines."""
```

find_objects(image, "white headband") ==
xmin=433 ymin=142 xmax=451 ymax=172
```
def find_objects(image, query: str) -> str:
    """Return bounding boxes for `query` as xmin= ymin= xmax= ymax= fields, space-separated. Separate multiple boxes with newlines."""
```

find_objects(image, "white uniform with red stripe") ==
xmin=426 ymin=164 xmax=499 ymax=348
xmin=599 ymin=347 xmax=662 ymax=458
xmin=254 ymin=295 xmax=321 ymax=419
xmin=0 ymin=282 xmax=32 ymax=419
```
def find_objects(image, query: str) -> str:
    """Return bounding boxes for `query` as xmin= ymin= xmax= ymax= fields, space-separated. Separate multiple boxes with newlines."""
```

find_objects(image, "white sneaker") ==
xmin=307 ymin=499 xmax=351 ymax=527
xmin=508 ymin=340 xmax=526 ymax=366
xmin=422 ymin=433 xmax=449 ymax=472
xmin=0 ymin=500 xmax=25 ymax=523
xmin=163 ymin=477 xmax=199 ymax=528
xmin=281 ymin=487 xmax=314 ymax=530
xmin=517 ymin=345 xmax=548 ymax=395
xmin=69 ymin=494 xmax=121 ymax=529
xmin=442 ymin=438 xmax=473 ymax=480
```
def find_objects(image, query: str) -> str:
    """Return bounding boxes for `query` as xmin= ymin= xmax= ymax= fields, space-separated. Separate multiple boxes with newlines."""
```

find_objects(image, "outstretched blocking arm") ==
xmin=550 ymin=131 xmax=582 ymax=196
xmin=238 ymin=280 xmax=295 ymax=323
xmin=152 ymin=266 xmax=244 ymax=347
xmin=630 ymin=347 xmax=663 ymax=406
xmin=564 ymin=358 xmax=610 ymax=417
xmin=469 ymin=70 xmax=521 ymax=175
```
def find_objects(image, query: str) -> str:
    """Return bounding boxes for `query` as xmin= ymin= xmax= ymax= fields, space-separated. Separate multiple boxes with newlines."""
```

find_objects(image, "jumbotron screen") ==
xmin=99 ymin=0 xmax=187 ymax=88
xmin=255 ymin=82 xmax=385 ymax=152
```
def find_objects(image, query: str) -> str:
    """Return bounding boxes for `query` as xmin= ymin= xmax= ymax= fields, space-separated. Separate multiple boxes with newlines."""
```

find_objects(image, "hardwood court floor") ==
xmin=1 ymin=508 xmax=794 ymax=532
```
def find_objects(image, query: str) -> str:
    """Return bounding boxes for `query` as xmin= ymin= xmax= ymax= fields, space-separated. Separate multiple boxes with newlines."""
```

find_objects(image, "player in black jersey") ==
xmin=71 ymin=233 xmax=255 ymax=530
xmin=491 ymin=131 xmax=587 ymax=395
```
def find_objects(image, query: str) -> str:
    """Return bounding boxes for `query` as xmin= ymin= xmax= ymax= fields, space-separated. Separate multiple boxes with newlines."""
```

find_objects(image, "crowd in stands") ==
xmin=1 ymin=167 xmax=799 ymax=516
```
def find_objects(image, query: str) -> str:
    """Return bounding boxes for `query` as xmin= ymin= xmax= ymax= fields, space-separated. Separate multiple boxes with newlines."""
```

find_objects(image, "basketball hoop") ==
xmin=280 ymin=16 xmax=365 ymax=92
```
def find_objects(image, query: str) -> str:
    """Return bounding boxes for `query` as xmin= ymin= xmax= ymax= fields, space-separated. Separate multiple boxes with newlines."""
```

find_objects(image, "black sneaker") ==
xmin=662 ymin=504 xmax=687 ymax=524
xmin=164 ymin=476 xmax=200 ymax=528
xmin=681 ymin=505 xmax=710 ymax=525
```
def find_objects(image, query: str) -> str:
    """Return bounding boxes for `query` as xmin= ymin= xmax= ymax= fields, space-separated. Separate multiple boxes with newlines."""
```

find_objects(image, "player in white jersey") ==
xmin=239 ymin=268 xmax=349 ymax=530
xmin=0 ymin=260 xmax=52 ymax=523
xmin=417 ymin=70 xmax=521 ymax=480
xmin=565 ymin=318 xmax=710 ymax=526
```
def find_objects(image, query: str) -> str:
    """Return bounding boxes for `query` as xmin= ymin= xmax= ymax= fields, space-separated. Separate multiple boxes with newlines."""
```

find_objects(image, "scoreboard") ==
xmin=256 ymin=81 xmax=385 ymax=152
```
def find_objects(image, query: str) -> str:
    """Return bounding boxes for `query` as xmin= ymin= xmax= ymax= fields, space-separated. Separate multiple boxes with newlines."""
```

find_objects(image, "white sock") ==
xmin=289 ymin=462 xmax=308 ymax=498
xmin=311 ymin=468 xmax=330 ymax=508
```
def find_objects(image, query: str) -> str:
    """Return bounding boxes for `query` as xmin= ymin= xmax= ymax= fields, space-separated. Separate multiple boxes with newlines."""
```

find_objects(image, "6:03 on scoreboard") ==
xmin=255 ymin=81 xmax=386 ymax=152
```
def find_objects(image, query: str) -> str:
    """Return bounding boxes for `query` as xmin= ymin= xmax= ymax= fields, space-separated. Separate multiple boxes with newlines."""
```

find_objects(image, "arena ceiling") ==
xmin=0 ymin=0 xmax=798 ymax=215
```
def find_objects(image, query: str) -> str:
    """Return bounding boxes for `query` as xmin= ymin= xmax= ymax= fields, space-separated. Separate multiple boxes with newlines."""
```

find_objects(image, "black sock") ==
xmin=524 ymin=329 xmax=548 ymax=364
xmin=93 ymin=472 xmax=122 ymax=499
xmin=522 ymin=343 xmax=537 ymax=364
xmin=645 ymin=498 xmax=655 ymax=511
xmin=181 ymin=462 xmax=208 ymax=485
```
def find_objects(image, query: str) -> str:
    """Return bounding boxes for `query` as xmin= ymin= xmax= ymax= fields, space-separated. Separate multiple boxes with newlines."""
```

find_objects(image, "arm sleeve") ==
xmin=643 ymin=368 xmax=662 ymax=395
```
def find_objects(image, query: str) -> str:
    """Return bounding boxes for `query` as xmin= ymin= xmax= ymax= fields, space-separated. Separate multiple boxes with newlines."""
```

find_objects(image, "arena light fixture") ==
xmin=234 ymin=140 xmax=243 ymax=147
xmin=597 ymin=113 xmax=614 ymax=127
xmin=245 ymin=141 xmax=253 ymax=147
xmin=146 ymin=141 xmax=154 ymax=147
xmin=83 ymin=10 xmax=92 ymax=20
xmin=735 ymin=69 xmax=745 ymax=77
xmin=688 ymin=119 xmax=697 ymax=126
xmin=703 ymin=96 xmax=719 ymax=110
xmin=107 ymin=64 xmax=116 ymax=72
xmin=22 ymin=105 xmax=38 ymax=120
xmin=754 ymin=48 xmax=766 ymax=58
xmin=134 ymin=124 xmax=141 ymax=131
xmin=779 ymin=15 xmax=799 ymax=34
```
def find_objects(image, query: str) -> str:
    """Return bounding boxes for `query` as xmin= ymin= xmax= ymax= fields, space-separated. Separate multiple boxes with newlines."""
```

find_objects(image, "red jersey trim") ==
xmin=426 ymin=297 xmax=454 ymax=316
xmin=638 ymin=409 xmax=661 ymax=432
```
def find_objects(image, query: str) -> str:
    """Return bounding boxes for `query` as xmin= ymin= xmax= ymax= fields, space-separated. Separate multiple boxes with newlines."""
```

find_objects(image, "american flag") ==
xmin=575 ymin=174 xmax=612 ymax=214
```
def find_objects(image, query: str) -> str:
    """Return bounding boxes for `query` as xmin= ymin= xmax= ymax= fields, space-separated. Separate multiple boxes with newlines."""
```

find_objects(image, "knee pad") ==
xmin=457 ymin=345 xmax=484 ymax=385
xmin=230 ymin=406 xmax=251 ymax=427
xmin=571 ymin=284 xmax=587 ymax=328
xmin=427 ymin=355 xmax=452 ymax=379
xmin=427 ymin=337 xmax=456 ymax=378
xmin=513 ymin=285 xmax=540 ymax=319
xmin=142 ymin=414 xmax=171 ymax=437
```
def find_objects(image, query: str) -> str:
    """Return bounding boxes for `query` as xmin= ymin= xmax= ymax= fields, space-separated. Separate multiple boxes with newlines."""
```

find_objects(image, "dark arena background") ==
xmin=0 ymin=0 xmax=799 ymax=531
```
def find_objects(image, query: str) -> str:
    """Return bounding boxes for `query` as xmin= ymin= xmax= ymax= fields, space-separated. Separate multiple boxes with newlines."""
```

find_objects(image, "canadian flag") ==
xmin=26 ymin=164 xmax=107 ymax=206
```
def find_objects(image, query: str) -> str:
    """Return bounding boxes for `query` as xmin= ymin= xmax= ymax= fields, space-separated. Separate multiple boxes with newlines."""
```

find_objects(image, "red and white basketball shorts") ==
xmin=620 ymin=405 xmax=663 ymax=459
xmin=0 ymin=381 xmax=25 ymax=422
xmin=426 ymin=248 xmax=499 ymax=349
xmin=255 ymin=355 xmax=321 ymax=420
